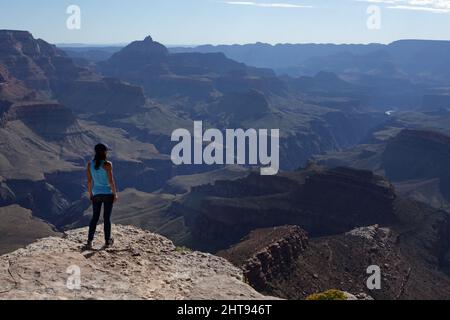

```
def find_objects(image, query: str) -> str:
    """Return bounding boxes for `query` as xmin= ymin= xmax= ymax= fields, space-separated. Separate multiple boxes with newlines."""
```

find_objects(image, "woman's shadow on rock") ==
xmin=80 ymin=245 xmax=130 ymax=259
xmin=80 ymin=245 xmax=107 ymax=259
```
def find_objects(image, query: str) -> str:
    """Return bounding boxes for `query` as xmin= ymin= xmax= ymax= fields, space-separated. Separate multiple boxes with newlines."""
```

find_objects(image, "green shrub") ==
xmin=175 ymin=246 xmax=192 ymax=253
xmin=306 ymin=289 xmax=348 ymax=301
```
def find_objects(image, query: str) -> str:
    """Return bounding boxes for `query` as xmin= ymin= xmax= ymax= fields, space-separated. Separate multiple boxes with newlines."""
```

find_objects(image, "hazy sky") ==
xmin=1 ymin=0 xmax=449 ymax=45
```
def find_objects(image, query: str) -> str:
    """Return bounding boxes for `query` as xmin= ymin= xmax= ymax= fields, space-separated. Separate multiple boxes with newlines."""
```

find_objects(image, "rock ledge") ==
xmin=0 ymin=225 xmax=272 ymax=300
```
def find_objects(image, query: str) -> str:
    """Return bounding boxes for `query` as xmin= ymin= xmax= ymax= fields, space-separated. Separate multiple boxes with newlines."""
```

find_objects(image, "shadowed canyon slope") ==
xmin=0 ymin=205 xmax=60 ymax=255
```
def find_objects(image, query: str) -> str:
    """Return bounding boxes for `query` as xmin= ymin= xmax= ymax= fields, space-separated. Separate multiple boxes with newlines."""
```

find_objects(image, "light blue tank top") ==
xmin=90 ymin=160 xmax=113 ymax=196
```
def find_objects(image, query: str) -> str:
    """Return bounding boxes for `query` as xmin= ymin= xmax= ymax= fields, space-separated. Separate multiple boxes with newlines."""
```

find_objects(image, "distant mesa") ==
xmin=102 ymin=35 xmax=170 ymax=72
xmin=98 ymin=35 xmax=276 ymax=100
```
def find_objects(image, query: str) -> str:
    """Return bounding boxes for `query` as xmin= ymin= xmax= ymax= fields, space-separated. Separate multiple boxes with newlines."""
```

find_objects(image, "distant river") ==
xmin=385 ymin=110 xmax=396 ymax=116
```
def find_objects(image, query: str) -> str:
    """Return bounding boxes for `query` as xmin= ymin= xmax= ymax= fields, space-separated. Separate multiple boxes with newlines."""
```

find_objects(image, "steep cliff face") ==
xmin=0 ymin=30 xmax=86 ymax=92
xmin=295 ymin=167 xmax=397 ymax=235
xmin=6 ymin=102 xmax=77 ymax=139
xmin=0 ymin=59 xmax=74 ymax=136
xmin=218 ymin=226 xmax=309 ymax=292
xmin=0 ymin=67 xmax=5 ymax=83
xmin=422 ymin=94 xmax=450 ymax=111
xmin=210 ymin=90 xmax=271 ymax=125
xmin=0 ymin=178 xmax=14 ymax=207
xmin=5 ymin=179 xmax=71 ymax=224
xmin=55 ymin=77 xmax=146 ymax=114
xmin=0 ymin=64 xmax=39 ymax=103
xmin=0 ymin=225 xmax=272 ymax=300
xmin=0 ymin=205 xmax=60 ymax=255
xmin=383 ymin=129 xmax=450 ymax=181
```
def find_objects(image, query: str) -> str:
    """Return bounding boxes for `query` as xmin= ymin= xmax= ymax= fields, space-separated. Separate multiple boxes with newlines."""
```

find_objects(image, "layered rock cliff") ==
xmin=0 ymin=30 xmax=87 ymax=92
xmin=218 ymin=226 xmax=309 ymax=292
xmin=0 ymin=225 xmax=272 ymax=300
xmin=0 ymin=30 xmax=146 ymax=115
xmin=5 ymin=101 xmax=77 ymax=139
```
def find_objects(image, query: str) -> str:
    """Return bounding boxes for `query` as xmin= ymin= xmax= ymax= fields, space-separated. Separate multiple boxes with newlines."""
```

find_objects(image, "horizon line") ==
xmin=55 ymin=37 xmax=450 ymax=48
xmin=2 ymin=29 xmax=448 ymax=47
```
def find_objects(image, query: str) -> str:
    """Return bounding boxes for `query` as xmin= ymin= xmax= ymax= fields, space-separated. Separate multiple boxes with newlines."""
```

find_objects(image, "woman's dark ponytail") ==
xmin=94 ymin=144 xmax=108 ymax=170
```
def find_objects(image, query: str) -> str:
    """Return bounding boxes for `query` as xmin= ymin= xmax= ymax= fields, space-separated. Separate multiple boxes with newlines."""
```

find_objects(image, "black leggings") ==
xmin=88 ymin=194 xmax=114 ymax=242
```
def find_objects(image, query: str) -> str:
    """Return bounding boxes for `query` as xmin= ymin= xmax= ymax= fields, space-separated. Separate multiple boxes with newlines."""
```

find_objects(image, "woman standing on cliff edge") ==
xmin=85 ymin=143 xmax=118 ymax=250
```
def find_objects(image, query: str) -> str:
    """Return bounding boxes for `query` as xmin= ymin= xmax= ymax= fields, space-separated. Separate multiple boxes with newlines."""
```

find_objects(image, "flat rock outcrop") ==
xmin=0 ymin=225 xmax=272 ymax=300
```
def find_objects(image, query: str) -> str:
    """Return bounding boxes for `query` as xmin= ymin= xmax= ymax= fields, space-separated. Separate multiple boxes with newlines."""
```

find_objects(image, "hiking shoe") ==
xmin=105 ymin=238 xmax=115 ymax=248
xmin=83 ymin=241 xmax=93 ymax=250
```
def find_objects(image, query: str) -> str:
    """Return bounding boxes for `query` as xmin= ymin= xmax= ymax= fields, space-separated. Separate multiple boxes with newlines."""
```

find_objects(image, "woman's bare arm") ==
xmin=105 ymin=162 xmax=118 ymax=202
xmin=87 ymin=162 xmax=93 ymax=201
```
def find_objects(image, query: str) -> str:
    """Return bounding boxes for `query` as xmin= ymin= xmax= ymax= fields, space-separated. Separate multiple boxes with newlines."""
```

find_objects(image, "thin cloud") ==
xmin=356 ymin=0 xmax=450 ymax=13
xmin=223 ymin=1 xmax=313 ymax=8
xmin=387 ymin=4 xmax=450 ymax=12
